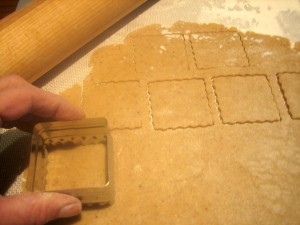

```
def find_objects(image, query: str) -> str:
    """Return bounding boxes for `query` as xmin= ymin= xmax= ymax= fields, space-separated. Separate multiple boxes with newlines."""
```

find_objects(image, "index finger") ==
xmin=0 ymin=75 xmax=85 ymax=124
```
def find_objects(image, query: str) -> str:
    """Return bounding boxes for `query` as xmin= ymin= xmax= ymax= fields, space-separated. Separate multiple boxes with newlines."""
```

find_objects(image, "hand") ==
xmin=0 ymin=75 xmax=85 ymax=224
xmin=0 ymin=192 xmax=82 ymax=225
xmin=0 ymin=75 xmax=85 ymax=131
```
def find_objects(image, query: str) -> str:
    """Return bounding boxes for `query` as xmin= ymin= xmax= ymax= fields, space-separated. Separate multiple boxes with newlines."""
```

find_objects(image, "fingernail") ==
xmin=58 ymin=201 xmax=82 ymax=218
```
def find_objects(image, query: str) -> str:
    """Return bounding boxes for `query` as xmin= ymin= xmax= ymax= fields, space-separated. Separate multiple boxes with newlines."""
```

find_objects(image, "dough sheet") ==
xmin=51 ymin=22 xmax=300 ymax=225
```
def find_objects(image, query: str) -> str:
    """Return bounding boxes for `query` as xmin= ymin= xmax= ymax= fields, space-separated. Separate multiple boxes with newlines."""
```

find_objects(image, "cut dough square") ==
xmin=190 ymin=32 xmax=248 ymax=69
xmin=241 ymin=33 xmax=298 ymax=68
xmin=83 ymin=81 xmax=142 ymax=129
xmin=278 ymin=73 xmax=300 ymax=119
xmin=213 ymin=75 xmax=280 ymax=124
xmin=133 ymin=34 xmax=188 ymax=72
xmin=148 ymin=79 xmax=213 ymax=130
xmin=46 ymin=144 xmax=106 ymax=190
xmin=89 ymin=44 xmax=137 ymax=82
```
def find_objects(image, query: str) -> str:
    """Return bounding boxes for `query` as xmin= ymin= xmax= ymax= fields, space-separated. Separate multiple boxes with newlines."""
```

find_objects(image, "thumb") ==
xmin=0 ymin=192 xmax=82 ymax=225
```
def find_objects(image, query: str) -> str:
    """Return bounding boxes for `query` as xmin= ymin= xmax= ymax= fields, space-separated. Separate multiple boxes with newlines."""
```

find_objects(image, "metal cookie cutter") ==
xmin=26 ymin=118 xmax=115 ymax=205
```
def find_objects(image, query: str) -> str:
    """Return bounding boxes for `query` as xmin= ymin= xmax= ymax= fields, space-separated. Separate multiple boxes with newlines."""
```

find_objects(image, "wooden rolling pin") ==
xmin=0 ymin=0 xmax=147 ymax=83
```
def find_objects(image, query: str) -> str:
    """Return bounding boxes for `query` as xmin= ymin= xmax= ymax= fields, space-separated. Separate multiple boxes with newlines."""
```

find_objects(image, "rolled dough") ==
xmin=53 ymin=22 xmax=300 ymax=225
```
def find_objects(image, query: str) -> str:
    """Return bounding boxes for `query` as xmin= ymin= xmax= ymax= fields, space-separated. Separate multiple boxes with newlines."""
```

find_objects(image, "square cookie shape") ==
xmin=278 ymin=73 xmax=300 ymax=119
xmin=46 ymin=144 xmax=107 ymax=190
xmin=148 ymin=79 xmax=213 ymax=130
xmin=190 ymin=32 xmax=248 ymax=69
xmin=83 ymin=81 xmax=142 ymax=129
xmin=89 ymin=44 xmax=137 ymax=82
xmin=133 ymin=34 xmax=188 ymax=72
xmin=213 ymin=75 xmax=280 ymax=124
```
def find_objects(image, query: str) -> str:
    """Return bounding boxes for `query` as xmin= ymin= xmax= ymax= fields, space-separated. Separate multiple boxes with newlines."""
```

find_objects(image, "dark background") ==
xmin=0 ymin=0 xmax=19 ymax=19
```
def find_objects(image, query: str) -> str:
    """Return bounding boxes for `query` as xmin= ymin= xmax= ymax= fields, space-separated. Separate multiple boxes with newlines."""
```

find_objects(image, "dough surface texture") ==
xmin=53 ymin=22 xmax=300 ymax=225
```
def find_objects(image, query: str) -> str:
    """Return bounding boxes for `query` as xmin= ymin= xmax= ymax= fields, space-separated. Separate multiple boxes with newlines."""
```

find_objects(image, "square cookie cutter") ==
xmin=26 ymin=118 xmax=115 ymax=205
